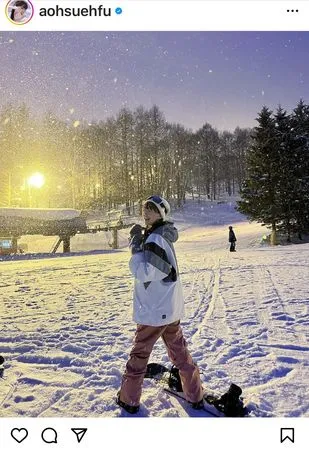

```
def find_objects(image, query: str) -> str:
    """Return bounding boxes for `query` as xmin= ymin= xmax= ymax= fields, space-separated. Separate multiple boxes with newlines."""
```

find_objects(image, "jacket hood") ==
xmin=152 ymin=220 xmax=178 ymax=243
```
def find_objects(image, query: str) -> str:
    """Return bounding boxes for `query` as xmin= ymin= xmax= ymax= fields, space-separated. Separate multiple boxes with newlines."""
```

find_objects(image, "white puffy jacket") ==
xmin=129 ymin=220 xmax=185 ymax=326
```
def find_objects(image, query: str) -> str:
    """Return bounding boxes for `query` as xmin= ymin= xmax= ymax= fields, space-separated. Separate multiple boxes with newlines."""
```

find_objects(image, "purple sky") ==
xmin=0 ymin=31 xmax=308 ymax=131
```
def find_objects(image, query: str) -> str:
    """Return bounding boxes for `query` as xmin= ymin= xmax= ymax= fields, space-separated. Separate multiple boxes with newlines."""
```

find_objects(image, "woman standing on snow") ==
xmin=117 ymin=195 xmax=204 ymax=414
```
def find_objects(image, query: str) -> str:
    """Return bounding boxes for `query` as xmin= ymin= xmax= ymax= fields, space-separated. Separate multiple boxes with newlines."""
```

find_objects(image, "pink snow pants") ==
xmin=119 ymin=320 xmax=203 ymax=406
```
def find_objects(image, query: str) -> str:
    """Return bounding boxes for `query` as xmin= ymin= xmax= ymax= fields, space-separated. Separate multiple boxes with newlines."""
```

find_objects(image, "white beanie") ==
xmin=145 ymin=195 xmax=171 ymax=221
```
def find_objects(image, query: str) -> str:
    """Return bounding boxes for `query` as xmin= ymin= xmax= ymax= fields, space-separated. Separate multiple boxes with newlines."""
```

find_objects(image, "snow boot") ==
xmin=192 ymin=399 xmax=204 ymax=410
xmin=116 ymin=392 xmax=139 ymax=414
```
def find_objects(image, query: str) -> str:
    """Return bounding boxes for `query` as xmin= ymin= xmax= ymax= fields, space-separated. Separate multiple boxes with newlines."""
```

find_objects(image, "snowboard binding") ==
xmin=167 ymin=366 xmax=245 ymax=417
xmin=145 ymin=363 xmax=247 ymax=417
xmin=145 ymin=363 xmax=184 ymax=391
xmin=168 ymin=366 xmax=183 ymax=392
xmin=145 ymin=362 xmax=170 ymax=379
xmin=205 ymin=383 xmax=245 ymax=417
xmin=0 ymin=355 xmax=4 ymax=378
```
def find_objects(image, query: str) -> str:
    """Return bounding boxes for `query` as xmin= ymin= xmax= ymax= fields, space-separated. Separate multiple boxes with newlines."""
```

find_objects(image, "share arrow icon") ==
xmin=71 ymin=428 xmax=87 ymax=443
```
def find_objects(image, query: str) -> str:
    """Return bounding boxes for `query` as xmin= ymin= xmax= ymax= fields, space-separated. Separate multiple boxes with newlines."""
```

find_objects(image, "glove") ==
xmin=129 ymin=224 xmax=144 ymax=254
xmin=129 ymin=224 xmax=143 ymax=238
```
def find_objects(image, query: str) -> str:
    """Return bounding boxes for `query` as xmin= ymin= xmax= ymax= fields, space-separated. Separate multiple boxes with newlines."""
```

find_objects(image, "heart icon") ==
xmin=11 ymin=428 xmax=28 ymax=443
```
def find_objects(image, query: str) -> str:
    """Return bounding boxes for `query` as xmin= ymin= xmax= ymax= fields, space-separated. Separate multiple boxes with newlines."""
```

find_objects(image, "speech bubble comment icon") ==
xmin=41 ymin=428 xmax=58 ymax=444
xmin=11 ymin=428 xmax=28 ymax=443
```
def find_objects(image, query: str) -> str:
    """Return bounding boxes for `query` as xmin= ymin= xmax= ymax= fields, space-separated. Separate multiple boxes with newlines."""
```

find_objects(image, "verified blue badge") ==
xmin=115 ymin=7 xmax=122 ymax=14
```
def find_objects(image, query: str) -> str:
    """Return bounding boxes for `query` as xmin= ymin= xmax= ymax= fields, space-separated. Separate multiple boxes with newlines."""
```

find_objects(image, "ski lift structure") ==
xmin=0 ymin=207 xmax=134 ymax=255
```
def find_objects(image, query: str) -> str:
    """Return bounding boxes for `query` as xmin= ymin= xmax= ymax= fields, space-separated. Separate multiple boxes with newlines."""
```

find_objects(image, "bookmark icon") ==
xmin=280 ymin=428 xmax=295 ymax=443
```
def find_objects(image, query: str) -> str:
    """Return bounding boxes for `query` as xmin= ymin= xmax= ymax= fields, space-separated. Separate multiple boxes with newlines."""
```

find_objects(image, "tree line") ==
xmin=238 ymin=100 xmax=309 ymax=243
xmin=0 ymin=103 xmax=251 ymax=212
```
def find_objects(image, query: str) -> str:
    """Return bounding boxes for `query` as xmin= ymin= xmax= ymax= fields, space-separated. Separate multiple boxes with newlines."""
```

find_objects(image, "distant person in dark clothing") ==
xmin=229 ymin=226 xmax=237 ymax=252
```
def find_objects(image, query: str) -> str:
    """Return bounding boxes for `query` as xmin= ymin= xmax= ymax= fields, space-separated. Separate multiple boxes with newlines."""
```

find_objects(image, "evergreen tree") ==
xmin=238 ymin=107 xmax=281 ymax=244
xmin=233 ymin=127 xmax=252 ymax=192
xmin=289 ymin=100 xmax=309 ymax=236
xmin=273 ymin=106 xmax=295 ymax=241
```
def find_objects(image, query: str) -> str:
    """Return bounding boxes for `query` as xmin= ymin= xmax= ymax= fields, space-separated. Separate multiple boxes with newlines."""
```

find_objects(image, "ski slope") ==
xmin=0 ymin=200 xmax=308 ymax=418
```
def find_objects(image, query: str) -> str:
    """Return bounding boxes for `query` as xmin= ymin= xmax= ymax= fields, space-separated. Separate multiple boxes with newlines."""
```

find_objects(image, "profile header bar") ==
xmin=1 ymin=1 xmax=308 ymax=31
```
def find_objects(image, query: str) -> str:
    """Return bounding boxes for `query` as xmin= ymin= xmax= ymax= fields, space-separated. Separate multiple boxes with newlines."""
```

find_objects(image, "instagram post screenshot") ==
xmin=0 ymin=1 xmax=308 ymax=448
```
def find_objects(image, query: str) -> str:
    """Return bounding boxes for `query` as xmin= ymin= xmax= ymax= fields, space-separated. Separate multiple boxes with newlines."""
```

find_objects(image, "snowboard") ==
xmin=144 ymin=363 xmax=248 ymax=417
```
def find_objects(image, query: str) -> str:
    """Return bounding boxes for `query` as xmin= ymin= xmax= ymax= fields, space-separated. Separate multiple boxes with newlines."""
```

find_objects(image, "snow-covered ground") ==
xmin=0 ymin=200 xmax=308 ymax=418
